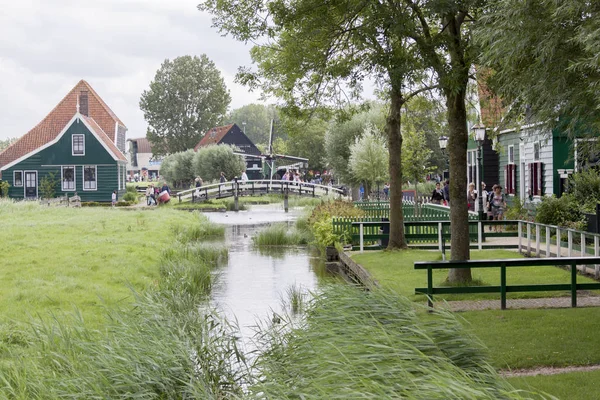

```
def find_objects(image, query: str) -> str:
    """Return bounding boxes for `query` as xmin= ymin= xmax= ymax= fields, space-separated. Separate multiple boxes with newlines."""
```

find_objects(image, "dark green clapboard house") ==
xmin=0 ymin=80 xmax=128 ymax=202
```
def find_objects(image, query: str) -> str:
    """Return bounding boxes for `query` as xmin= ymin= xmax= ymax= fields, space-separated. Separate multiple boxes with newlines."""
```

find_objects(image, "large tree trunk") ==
xmin=387 ymin=87 xmax=407 ymax=250
xmin=446 ymin=90 xmax=472 ymax=282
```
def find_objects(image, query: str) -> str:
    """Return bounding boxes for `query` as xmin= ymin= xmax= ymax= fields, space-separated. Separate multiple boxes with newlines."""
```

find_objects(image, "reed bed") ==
xmin=249 ymin=285 xmax=550 ymax=400
xmin=252 ymin=223 xmax=312 ymax=247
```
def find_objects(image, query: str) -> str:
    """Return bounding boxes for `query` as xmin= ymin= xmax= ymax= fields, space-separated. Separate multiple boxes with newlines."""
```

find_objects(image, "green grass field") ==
xmin=508 ymin=370 xmax=600 ymax=400
xmin=0 ymin=200 xmax=212 ymax=327
xmin=352 ymin=249 xmax=597 ymax=301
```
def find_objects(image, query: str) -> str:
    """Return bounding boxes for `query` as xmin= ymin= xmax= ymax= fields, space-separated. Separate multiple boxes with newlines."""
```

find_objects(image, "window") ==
xmin=61 ymin=166 xmax=76 ymax=191
xmin=83 ymin=166 xmax=97 ymax=190
xmin=533 ymin=142 xmax=540 ymax=161
xmin=13 ymin=171 xmax=23 ymax=187
xmin=504 ymin=164 xmax=516 ymax=195
xmin=72 ymin=134 xmax=85 ymax=156
xmin=529 ymin=162 xmax=543 ymax=196
xmin=508 ymin=145 xmax=515 ymax=164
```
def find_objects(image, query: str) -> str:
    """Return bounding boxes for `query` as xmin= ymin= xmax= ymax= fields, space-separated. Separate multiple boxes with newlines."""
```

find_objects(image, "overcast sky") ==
xmin=0 ymin=0 xmax=265 ymax=141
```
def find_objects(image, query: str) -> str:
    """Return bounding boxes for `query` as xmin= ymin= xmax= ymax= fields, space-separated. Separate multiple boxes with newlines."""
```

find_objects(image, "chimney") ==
xmin=79 ymin=90 xmax=89 ymax=116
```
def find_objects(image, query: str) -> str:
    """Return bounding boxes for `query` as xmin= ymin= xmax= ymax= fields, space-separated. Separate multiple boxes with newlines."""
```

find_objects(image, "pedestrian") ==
xmin=359 ymin=183 xmax=365 ymax=200
xmin=145 ymin=185 xmax=154 ymax=206
xmin=220 ymin=172 xmax=226 ymax=184
xmin=241 ymin=170 xmax=249 ymax=182
xmin=480 ymin=181 xmax=489 ymax=217
xmin=383 ymin=182 xmax=390 ymax=199
xmin=161 ymin=182 xmax=170 ymax=195
xmin=467 ymin=182 xmax=477 ymax=211
xmin=431 ymin=182 xmax=444 ymax=204
xmin=443 ymin=180 xmax=450 ymax=206
xmin=111 ymin=190 xmax=117 ymax=207
xmin=195 ymin=177 xmax=203 ymax=188
xmin=488 ymin=185 xmax=507 ymax=232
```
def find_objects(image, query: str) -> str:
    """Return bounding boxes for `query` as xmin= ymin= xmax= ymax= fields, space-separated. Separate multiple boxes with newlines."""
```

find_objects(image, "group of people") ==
xmin=145 ymin=183 xmax=171 ymax=206
xmin=432 ymin=180 xmax=507 ymax=230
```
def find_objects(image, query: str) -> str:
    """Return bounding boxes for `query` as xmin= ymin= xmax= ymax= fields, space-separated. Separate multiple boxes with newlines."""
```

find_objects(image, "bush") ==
xmin=0 ymin=181 xmax=9 ymax=198
xmin=504 ymin=196 xmax=528 ymax=221
xmin=125 ymin=184 xmax=137 ymax=193
xmin=123 ymin=192 xmax=138 ymax=202
xmin=535 ymin=194 xmax=586 ymax=230
xmin=307 ymin=199 xmax=364 ymax=226
xmin=568 ymin=170 xmax=600 ymax=213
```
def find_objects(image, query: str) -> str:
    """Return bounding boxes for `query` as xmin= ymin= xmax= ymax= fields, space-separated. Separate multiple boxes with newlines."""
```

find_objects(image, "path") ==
xmin=432 ymin=294 xmax=600 ymax=312
xmin=501 ymin=364 xmax=600 ymax=378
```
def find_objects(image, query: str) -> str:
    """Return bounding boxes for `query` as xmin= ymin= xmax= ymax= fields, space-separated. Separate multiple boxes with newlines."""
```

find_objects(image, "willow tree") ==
xmin=199 ymin=0 xmax=436 ymax=250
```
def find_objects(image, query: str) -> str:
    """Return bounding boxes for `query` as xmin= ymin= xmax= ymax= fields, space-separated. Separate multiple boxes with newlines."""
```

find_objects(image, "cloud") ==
xmin=0 ymin=0 xmax=264 ymax=140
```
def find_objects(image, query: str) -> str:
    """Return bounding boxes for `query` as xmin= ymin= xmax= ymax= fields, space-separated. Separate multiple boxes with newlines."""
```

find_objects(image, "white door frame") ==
xmin=24 ymin=170 xmax=38 ymax=199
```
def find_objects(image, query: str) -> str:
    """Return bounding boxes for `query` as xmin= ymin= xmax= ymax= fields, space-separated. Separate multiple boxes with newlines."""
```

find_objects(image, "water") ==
xmin=205 ymin=205 xmax=325 ymax=345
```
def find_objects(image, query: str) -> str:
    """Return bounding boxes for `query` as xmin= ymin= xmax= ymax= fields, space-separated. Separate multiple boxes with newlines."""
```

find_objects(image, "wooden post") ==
xmin=478 ymin=221 xmax=483 ymax=250
xmin=571 ymin=261 xmax=577 ymax=308
xmin=568 ymin=230 xmax=573 ymax=257
xmin=284 ymin=188 xmax=289 ymax=213
xmin=518 ymin=221 xmax=522 ymax=253
xmin=527 ymin=223 xmax=532 ymax=256
xmin=595 ymin=235 xmax=600 ymax=279
xmin=557 ymin=227 xmax=562 ymax=258
xmin=546 ymin=226 xmax=551 ymax=257
xmin=500 ymin=264 xmax=507 ymax=310
xmin=535 ymin=224 xmax=541 ymax=257
xmin=581 ymin=233 xmax=586 ymax=257
xmin=359 ymin=223 xmax=364 ymax=253
xmin=233 ymin=178 xmax=239 ymax=212
xmin=427 ymin=266 xmax=433 ymax=308
xmin=438 ymin=222 xmax=443 ymax=252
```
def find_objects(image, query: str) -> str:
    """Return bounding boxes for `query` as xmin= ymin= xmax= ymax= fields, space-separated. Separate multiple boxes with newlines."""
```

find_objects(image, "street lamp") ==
xmin=242 ymin=122 xmax=247 ymax=134
xmin=438 ymin=136 xmax=449 ymax=180
xmin=472 ymin=123 xmax=486 ymax=223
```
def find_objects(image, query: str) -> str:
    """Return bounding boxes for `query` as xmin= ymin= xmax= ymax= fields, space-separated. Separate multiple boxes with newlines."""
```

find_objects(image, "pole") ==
xmin=477 ymin=143 xmax=485 ymax=241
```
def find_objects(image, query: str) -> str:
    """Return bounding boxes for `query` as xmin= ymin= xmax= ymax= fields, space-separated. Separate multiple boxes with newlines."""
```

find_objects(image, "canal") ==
xmin=205 ymin=205 xmax=327 ymax=344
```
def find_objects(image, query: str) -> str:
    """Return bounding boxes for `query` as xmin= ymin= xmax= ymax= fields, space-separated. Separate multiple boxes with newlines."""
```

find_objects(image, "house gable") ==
xmin=194 ymin=124 xmax=261 ymax=155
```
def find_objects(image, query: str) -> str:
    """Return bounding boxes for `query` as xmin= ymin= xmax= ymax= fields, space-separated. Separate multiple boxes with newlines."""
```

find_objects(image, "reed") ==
xmin=252 ymin=223 xmax=311 ymax=246
xmin=249 ymin=285 xmax=548 ymax=399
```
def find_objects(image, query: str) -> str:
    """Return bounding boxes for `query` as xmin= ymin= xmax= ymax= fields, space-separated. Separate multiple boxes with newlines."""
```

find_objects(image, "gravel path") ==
xmin=501 ymin=364 xmax=600 ymax=377
xmin=431 ymin=295 xmax=600 ymax=312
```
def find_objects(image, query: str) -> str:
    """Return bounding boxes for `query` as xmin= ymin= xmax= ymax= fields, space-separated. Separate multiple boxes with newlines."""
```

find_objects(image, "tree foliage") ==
xmin=325 ymin=105 xmax=387 ymax=185
xmin=402 ymin=125 xmax=433 ymax=185
xmin=477 ymin=0 xmax=600 ymax=136
xmin=349 ymin=124 xmax=389 ymax=192
xmin=159 ymin=150 xmax=196 ymax=188
xmin=280 ymin=116 xmax=328 ymax=170
xmin=39 ymin=172 xmax=58 ymax=200
xmin=0 ymin=137 xmax=17 ymax=152
xmin=193 ymin=144 xmax=246 ymax=182
xmin=140 ymin=55 xmax=231 ymax=156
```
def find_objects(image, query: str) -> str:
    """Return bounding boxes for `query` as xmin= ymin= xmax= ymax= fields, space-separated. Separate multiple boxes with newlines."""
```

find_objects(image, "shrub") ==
xmin=535 ymin=194 xmax=586 ymax=230
xmin=568 ymin=170 xmax=600 ymax=213
xmin=123 ymin=192 xmax=138 ymax=202
xmin=0 ymin=181 xmax=9 ymax=198
xmin=125 ymin=184 xmax=137 ymax=193
xmin=39 ymin=172 xmax=58 ymax=199
xmin=504 ymin=196 xmax=528 ymax=221
xmin=307 ymin=199 xmax=364 ymax=226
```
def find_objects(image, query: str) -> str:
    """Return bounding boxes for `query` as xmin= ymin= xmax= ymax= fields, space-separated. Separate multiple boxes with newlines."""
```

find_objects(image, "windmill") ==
xmin=234 ymin=119 xmax=309 ymax=182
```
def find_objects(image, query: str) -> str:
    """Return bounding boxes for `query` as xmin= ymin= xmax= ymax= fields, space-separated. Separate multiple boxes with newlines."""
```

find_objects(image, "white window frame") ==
xmin=72 ymin=134 xmax=85 ymax=156
xmin=83 ymin=165 xmax=98 ymax=191
xmin=533 ymin=141 xmax=540 ymax=161
xmin=61 ymin=165 xmax=76 ymax=191
xmin=508 ymin=145 xmax=515 ymax=165
xmin=13 ymin=170 xmax=23 ymax=187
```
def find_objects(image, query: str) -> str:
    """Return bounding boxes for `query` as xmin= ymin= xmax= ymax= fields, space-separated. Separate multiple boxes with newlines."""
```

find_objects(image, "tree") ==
xmin=227 ymin=104 xmax=279 ymax=146
xmin=39 ymin=172 xmax=58 ymax=200
xmin=158 ymin=150 xmax=196 ymax=188
xmin=0 ymin=137 xmax=17 ymax=152
xmin=349 ymin=124 xmax=389 ymax=198
xmin=280 ymin=115 xmax=328 ymax=171
xmin=199 ymin=0 xmax=433 ymax=251
xmin=401 ymin=122 xmax=433 ymax=191
xmin=477 ymin=0 xmax=600 ymax=136
xmin=140 ymin=55 xmax=231 ymax=156
xmin=194 ymin=144 xmax=246 ymax=182
xmin=325 ymin=105 xmax=387 ymax=186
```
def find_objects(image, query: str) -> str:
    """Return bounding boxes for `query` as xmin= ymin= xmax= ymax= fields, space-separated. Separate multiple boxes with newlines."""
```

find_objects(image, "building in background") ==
xmin=127 ymin=137 xmax=161 ymax=181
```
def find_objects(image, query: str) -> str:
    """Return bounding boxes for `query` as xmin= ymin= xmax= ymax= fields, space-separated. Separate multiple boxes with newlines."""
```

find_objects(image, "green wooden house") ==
xmin=0 ymin=80 xmax=128 ymax=202
xmin=495 ymin=124 xmax=579 ymax=201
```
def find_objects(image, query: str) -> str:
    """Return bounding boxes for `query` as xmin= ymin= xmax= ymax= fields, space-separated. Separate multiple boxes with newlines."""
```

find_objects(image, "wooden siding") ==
xmin=497 ymin=131 xmax=521 ymax=198
xmin=3 ymin=117 xmax=126 ymax=202
xmin=553 ymin=137 xmax=575 ymax=195
xmin=219 ymin=125 xmax=261 ymax=156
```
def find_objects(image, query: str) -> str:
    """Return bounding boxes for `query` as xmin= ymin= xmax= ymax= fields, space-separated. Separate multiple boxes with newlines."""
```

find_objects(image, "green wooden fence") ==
xmin=354 ymin=200 xmax=478 ymax=221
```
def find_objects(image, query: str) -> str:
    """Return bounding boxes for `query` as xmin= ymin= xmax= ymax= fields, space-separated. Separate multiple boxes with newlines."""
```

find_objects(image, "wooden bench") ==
xmin=69 ymin=194 xmax=81 ymax=207
xmin=414 ymin=257 xmax=600 ymax=309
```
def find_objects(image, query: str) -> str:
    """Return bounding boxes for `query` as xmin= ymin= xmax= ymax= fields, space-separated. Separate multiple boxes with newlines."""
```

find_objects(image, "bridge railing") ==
xmin=354 ymin=200 xmax=479 ymax=221
xmin=177 ymin=179 xmax=347 ymax=203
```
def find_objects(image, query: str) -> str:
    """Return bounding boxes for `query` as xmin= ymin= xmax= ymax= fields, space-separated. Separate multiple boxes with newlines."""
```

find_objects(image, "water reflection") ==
xmin=205 ymin=206 xmax=328 ymax=345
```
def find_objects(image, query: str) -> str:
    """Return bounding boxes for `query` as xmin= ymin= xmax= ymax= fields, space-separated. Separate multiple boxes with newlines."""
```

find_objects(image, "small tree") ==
xmin=158 ymin=150 xmax=196 ymax=188
xmin=0 ymin=181 xmax=10 ymax=198
xmin=39 ymin=172 xmax=58 ymax=199
xmin=194 ymin=144 xmax=246 ymax=182
xmin=402 ymin=126 xmax=433 ymax=200
xmin=348 ymin=124 xmax=389 ymax=199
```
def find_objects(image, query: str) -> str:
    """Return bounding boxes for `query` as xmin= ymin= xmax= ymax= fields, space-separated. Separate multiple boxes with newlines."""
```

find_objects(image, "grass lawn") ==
xmin=461 ymin=308 xmax=600 ymax=369
xmin=352 ymin=249 xmax=598 ymax=301
xmin=0 ymin=201 xmax=208 ymax=328
xmin=507 ymin=370 xmax=600 ymax=400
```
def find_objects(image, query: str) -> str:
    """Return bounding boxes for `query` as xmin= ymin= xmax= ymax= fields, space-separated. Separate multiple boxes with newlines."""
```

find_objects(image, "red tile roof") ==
xmin=82 ymin=116 xmax=127 ymax=161
xmin=194 ymin=124 xmax=234 ymax=151
xmin=0 ymin=80 xmax=126 ymax=169
xmin=128 ymin=137 xmax=153 ymax=154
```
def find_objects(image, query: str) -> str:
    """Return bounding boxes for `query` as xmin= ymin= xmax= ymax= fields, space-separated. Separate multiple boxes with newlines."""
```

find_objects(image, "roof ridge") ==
xmin=80 ymin=80 xmax=126 ymax=128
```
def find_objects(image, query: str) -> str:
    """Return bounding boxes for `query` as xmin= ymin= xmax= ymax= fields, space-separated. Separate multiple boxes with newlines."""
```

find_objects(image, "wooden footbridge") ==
xmin=176 ymin=179 xmax=347 ymax=206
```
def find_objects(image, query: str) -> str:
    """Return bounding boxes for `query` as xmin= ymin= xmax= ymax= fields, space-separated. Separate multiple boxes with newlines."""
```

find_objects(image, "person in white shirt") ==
xmin=241 ymin=170 xmax=249 ymax=182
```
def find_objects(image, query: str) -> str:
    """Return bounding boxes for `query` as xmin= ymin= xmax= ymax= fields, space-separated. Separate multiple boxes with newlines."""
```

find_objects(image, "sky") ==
xmin=0 ymin=0 xmax=264 ymax=141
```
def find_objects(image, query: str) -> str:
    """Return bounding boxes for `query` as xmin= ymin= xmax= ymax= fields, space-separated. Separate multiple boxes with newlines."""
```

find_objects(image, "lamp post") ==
xmin=472 ymin=123 xmax=486 ymax=223
xmin=438 ymin=136 xmax=449 ymax=180
xmin=242 ymin=122 xmax=247 ymax=134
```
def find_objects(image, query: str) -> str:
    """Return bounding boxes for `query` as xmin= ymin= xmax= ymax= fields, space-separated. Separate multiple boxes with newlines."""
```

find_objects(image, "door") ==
xmin=24 ymin=171 xmax=37 ymax=199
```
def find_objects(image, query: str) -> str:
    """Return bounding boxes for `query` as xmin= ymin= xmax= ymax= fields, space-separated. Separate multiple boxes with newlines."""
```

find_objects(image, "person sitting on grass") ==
xmin=488 ymin=184 xmax=507 ymax=232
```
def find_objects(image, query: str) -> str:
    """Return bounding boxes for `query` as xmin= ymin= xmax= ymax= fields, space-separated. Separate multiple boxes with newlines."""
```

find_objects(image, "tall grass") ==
xmin=249 ymin=285 xmax=549 ymax=399
xmin=253 ymin=223 xmax=311 ymax=246
xmin=171 ymin=212 xmax=225 ymax=242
